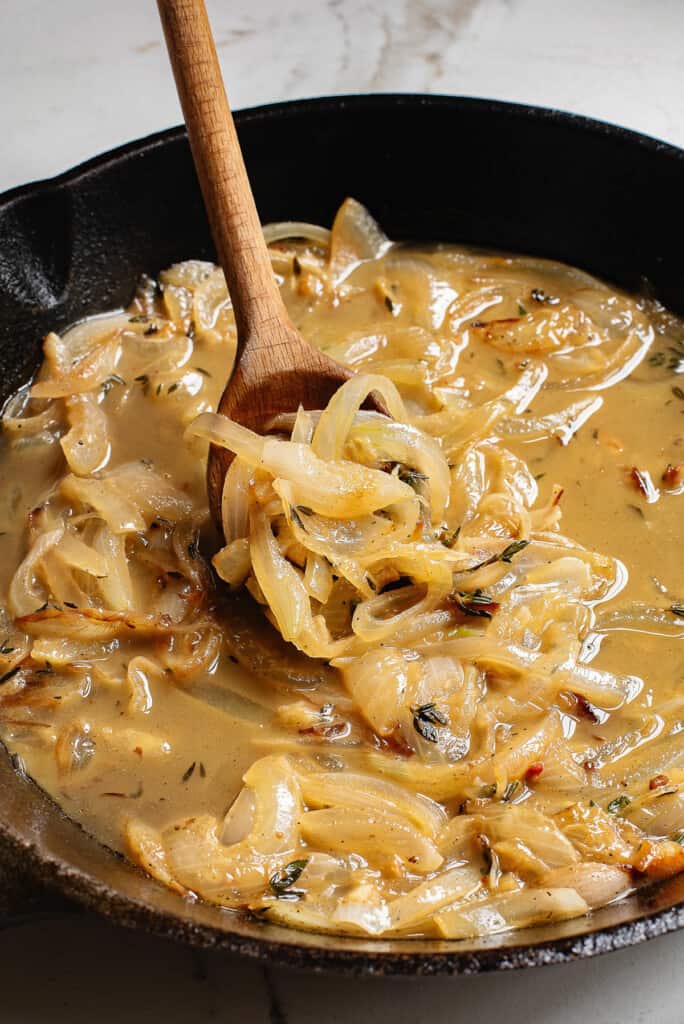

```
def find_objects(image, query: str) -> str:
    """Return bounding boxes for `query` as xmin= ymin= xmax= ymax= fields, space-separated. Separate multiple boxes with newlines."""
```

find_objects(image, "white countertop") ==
xmin=3 ymin=0 xmax=684 ymax=194
xmin=2 ymin=0 xmax=684 ymax=1020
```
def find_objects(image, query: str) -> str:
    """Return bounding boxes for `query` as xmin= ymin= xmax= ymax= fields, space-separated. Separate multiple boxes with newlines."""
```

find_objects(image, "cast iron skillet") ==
xmin=1 ymin=94 xmax=684 ymax=975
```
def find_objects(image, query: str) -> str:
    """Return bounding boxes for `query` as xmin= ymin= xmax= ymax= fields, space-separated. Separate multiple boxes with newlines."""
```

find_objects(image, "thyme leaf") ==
xmin=464 ymin=539 xmax=529 ymax=574
xmin=269 ymin=859 xmax=309 ymax=895
xmin=449 ymin=590 xmax=499 ymax=618
xmin=134 ymin=374 xmax=150 ymax=396
xmin=398 ymin=468 xmax=428 ymax=490
xmin=290 ymin=506 xmax=306 ymax=531
xmin=101 ymin=374 xmax=126 ymax=396
xmin=502 ymin=780 xmax=519 ymax=802
xmin=607 ymin=795 xmax=631 ymax=814
xmin=0 ymin=665 xmax=22 ymax=685
xmin=412 ymin=702 xmax=448 ymax=743
xmin=530 ymin=288 xmax=559 ymax=305
xmin=500 ymin=539 xmax=530 ymax=562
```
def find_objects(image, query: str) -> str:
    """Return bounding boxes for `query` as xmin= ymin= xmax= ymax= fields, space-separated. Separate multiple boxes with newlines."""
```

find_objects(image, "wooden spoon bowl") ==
xmin=158 ymin=0 xmax=383 ymax=533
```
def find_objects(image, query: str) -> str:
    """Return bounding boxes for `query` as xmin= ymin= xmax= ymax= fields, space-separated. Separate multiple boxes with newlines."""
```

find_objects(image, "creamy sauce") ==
xmin=0 ymin=209 xmax=683 ymax=938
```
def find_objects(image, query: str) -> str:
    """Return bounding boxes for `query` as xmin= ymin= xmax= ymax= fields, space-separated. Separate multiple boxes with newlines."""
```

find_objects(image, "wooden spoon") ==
xmin=158 ymin=0 xmax=385 ymax=532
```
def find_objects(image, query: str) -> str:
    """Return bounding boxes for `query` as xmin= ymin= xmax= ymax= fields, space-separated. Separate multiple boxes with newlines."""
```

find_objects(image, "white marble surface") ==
xmin=2 ymin=0 xmax=684 ymax=1020
xmin=2 ymin=912 xmax=684 ymax=1023
xmin=2 ymin=0 xmax=684 ymax=193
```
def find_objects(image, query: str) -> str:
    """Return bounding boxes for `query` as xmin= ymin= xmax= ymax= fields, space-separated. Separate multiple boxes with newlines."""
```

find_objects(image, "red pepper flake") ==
xmin=525 ymin=761 xmax=544 ymax=782
xmin=583 ymin=759 xmax=598 ymax=772
xmin=662 ymin=464 xmax=682 ymax=487
xmin=627 ymin=466 xmax=658 ymax=501
xmin=630 ymin=466 xmax=649 ymax=495
xmin=552 ymin=486 xmax=565 ymax=507
xmin=574 ymin=693 xmax=601 ymax=723
xmin=650 ymin=773 xmax=670 ymax=790
xmin=300 ymin=722 xmax=348 ymax=740
xmin=484 ymin=317 xmax=520 ymax=327
xmin=373 ymin=731 xmax=415 ymax=758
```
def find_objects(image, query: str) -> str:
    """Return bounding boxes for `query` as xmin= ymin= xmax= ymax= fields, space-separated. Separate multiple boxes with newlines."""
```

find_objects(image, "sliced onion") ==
xmin=263 ymin=439 xmax=414 ymax=517
xmin=221 ymin=456 xmax=252 ymax=544
xmin=8 ymin=526 xmax=64 ymax=616
xmin=387 ymin=863 xmax=482 ymax=933
xmin=328 ymin=198 xmax=391 ymax=284
xmin=336 ymin=647 xmax=408 ymax=736
xmin=501 ymin=396 xmax=603 ymax=445
xmin=351 ymin=585 xmax=443 ymax=644
xmin=346 ymin=417 xmax=450 ymax=520
xmin=221 ymin=786 xmax=256 ymax=845
xmin=213 ymin=537 xmax=251 ymax=587
xmin=331 ymin=884 xmax=391 ymax=935
xmin=61 ymin=463 xmax=193 ymax=534
xmin=540 ymin=863 xmax=632 ymax=908
xmin=124 ymin=818 xmax=187 ymax=895
xmin=31 ymin=319 xmax=125 ymax=398
xmin=300 ymin=807 xmax=443 ymax=874
xmin=435 ymin=887 xmax=588 ymax=939
xmin=90 ymin=522 xmax=134 ymax=611
xmin=298 ymin=765 xmax=446 ymax=836
xmin=60 ymin=395 xmax=110 ymax=475
xmin=311 ymin=374 xmax=406 ymax=460
xmin=188 ymin=412 xmax=265 ymax=465
xmin=303 ymin=553 xmax=333 ymax=603
xmin=3 ymin=384 xmax=62 ymax=439
xmin=163 ymin=755 xmax=302 ymax=901
xmin=126 ymin=656 xmax=160 ymax=714
xmin=595 ymin=604 xmax=684 ymax=639
xmin=249 ymin=503 xmax=312 ymax=645
xmin=481 ymin=804 xmax=579 ymax=868
xmin=53 ymin=532 xmax=110 ymax=578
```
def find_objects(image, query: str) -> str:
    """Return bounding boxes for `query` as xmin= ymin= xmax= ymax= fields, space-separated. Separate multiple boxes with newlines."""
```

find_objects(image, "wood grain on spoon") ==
xmin=157 ymin=0 xmax=386 ymax=532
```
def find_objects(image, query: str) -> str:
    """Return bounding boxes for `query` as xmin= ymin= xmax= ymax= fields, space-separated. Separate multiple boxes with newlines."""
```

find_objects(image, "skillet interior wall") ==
xmin=1 ymin=95 xmax=684 ymax=409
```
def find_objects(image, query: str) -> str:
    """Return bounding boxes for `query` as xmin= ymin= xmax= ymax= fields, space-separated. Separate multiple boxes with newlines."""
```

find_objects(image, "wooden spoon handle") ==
xmin=157 ymin=0 xmax=287 ymax=344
